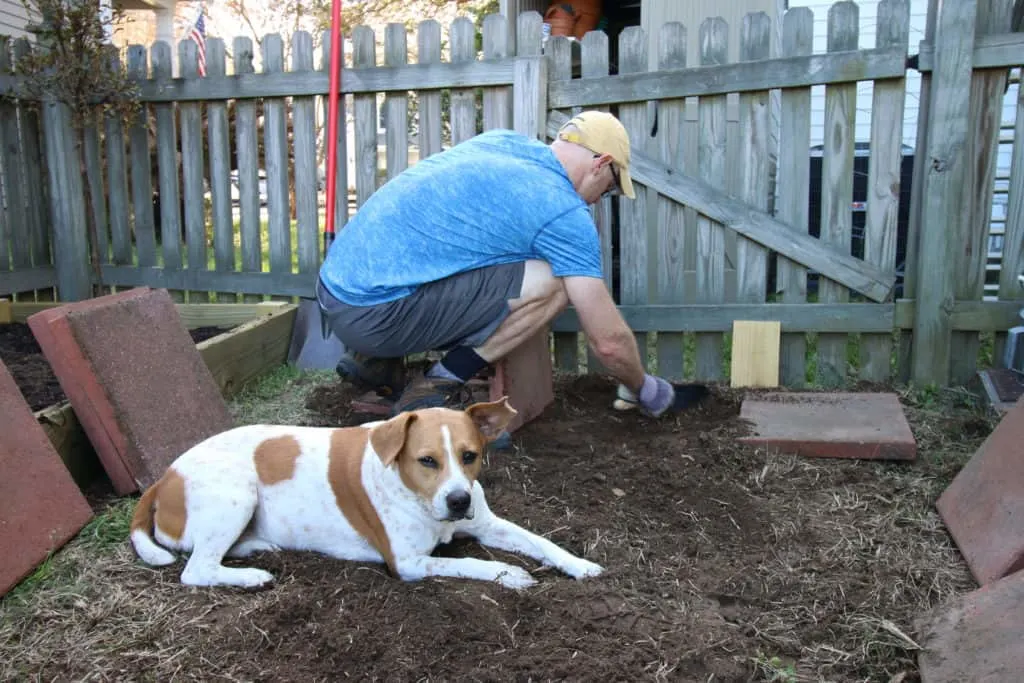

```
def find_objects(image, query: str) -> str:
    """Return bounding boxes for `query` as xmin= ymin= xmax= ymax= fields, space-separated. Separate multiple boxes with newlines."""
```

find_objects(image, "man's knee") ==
xmin=516 ymin=259 xmax=566 ymax=306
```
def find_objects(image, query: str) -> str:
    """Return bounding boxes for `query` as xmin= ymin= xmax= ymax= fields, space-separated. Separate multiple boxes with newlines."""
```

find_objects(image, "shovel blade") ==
xmin=287 ymin=298 xmax=347 ymax=370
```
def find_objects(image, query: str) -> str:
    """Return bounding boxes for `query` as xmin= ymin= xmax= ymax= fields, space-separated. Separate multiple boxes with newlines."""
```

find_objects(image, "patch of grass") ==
xmin=228 ymin=363 xmax=336 ymax=425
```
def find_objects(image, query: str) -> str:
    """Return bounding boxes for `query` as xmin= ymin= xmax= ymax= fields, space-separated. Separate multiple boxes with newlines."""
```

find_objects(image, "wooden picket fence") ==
xmin=0 ymin=0 xmax=1021 ymax=389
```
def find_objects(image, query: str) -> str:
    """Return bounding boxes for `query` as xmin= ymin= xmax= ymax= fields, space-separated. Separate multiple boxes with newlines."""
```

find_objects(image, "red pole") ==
xmin=324 ymin=0 xmax=343 ymax=256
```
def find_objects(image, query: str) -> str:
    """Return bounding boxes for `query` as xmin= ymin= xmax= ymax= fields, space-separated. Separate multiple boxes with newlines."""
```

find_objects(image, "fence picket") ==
xmin=0 ymin=37 xmax=29 ymax=296
xmin=417 ymin=20 xmax=443 ymax=159
xmin=178 ymin=39 xmax=208 ymax=302
xmin=861 ymin=0 xmax=910 ymax=382
xmin=654 ymin=22 xmax=687 ymax=380
xmin=353 ymin=25 xmax=378 ymax=208
xmin=384 ymin=24 xmax=409 ymax=179
xmin=579 ymin=30 xmax=613 ymax=376
xmin=99 ymin=47 xmax=132 ymax=269
xmin=151 ymin=41 xmax=182 ymax=300
xmin=262 ymin=34 xmax=292 ymax=302
xmin=776 ymin=7 xmax=814 ymax=387
xmin=450 ymin=17 xmax=477 ymax=146
xmin=81 ymin=121 xmax=108 ymax=291
xmin=206 ymin=37 xmax=235 ymax=303
xmin=482 ymin=13 xmax=512 ymax=131
xmin=695 ymin=17 xmax=729 ymax=381
xmin=736 ymin=12 xmax=770 ymax=308
xmin=292 ymin=31 xmax=320 ymax=291
xmin=816 ymin=1 xmax=859 ymax=388
xmin=127 ymin=46 xmax=157 ymax=270
xmin=233 ymin=36 xmax=262 ymax=304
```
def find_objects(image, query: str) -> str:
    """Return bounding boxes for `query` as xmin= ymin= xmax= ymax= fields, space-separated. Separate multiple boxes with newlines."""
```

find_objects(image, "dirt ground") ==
xmin=0 ymin=344 xmax=996 ymax=681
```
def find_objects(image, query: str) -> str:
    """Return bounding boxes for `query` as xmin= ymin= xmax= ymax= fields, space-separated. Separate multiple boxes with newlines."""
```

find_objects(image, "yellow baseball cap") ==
xmin=557 ymin=110 xmax=636 ymax=199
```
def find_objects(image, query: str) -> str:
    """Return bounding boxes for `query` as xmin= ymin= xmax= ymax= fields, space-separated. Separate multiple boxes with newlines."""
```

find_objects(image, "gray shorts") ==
xmin=316 ymin=261 xmax=526 ymax=358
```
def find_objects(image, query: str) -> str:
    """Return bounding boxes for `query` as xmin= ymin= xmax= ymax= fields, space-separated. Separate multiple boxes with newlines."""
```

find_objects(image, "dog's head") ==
xmin=369 ymin=397 xmax=517 ymax=522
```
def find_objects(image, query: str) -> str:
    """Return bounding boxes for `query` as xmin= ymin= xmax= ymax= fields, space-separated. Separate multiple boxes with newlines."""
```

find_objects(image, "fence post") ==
xmin=41 ymin=100 xmax=92 ymax=302
xmin=911 ymin=0 xmax=978 ymax=386
xmin=513 ymin=55 xmax=547 ymax=140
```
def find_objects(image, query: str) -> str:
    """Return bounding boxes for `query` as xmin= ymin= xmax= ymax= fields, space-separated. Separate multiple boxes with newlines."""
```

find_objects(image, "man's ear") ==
xmin=465 ymin=397 xmax=518 ymax=442
xmin=369 ymin=412 xmax=417 ymax=466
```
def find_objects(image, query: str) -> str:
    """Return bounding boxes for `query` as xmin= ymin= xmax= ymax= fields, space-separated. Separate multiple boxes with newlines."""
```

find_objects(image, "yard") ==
xmin=0 ymin=349 xmax=994 ymax=681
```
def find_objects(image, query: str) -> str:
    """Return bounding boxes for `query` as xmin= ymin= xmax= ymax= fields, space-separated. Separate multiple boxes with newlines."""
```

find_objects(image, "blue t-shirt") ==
xmin=318 ymin=129 xmax=603 ymax=306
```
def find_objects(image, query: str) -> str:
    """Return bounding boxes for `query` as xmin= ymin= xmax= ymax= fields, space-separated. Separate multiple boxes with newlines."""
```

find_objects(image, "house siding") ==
xmin=0 ymin=0 xmax=36 ymax=40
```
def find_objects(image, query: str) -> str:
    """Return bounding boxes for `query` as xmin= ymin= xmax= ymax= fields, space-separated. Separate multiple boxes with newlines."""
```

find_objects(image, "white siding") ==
xmin=0 ymin=0 xmax=36 ymax=39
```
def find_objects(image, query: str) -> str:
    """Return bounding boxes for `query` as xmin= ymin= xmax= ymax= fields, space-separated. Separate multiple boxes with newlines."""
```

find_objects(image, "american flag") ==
xmin=188 ymin=5 xmax=207 ymax=76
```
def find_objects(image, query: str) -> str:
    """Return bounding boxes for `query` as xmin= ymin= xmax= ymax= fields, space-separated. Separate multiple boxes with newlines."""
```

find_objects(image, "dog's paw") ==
xmin=495 ymin=564 xmax=537 ymax=590
xmin=563 ymin=557 xmax=604 ymax=580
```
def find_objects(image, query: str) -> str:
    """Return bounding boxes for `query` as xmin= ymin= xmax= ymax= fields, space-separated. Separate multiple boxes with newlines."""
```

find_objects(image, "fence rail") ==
xmin=0 ymin=0 xmax=1021 ymax=390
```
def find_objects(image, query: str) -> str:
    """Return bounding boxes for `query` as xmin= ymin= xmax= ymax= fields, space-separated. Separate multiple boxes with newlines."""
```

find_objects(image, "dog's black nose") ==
xmin=446 ymin=490 xmax=471 ymax=516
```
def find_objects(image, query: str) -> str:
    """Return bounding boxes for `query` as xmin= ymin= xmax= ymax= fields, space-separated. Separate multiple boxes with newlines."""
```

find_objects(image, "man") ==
xmin=316 ymin=110 xmax=677 ymax=417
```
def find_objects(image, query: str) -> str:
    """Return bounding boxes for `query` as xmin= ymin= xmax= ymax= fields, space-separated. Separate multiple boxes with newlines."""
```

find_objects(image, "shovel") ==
xmin=287 ymin=0 xmax=347 ymax=369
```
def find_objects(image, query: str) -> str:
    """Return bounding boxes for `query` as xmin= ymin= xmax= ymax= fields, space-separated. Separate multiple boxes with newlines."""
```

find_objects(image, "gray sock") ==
xmin=426 ymin=361 xmax=462 ymax=382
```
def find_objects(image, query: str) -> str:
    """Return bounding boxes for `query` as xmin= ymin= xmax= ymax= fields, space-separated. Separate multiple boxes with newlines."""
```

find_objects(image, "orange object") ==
xmin=544 ymin=2 xmax=577 ymax=37
xmin=569 ymin=0 xmax=601 ymax=38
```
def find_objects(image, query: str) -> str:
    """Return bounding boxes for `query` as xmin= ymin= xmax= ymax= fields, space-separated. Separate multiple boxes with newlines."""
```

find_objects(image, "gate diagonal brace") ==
xmin=546 ymin=111 xmax=896 ymax=303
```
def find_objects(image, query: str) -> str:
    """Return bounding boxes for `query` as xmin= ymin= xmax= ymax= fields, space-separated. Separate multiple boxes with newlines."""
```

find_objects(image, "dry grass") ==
xmin=0 ymin=372 xmax=1002 ymax=682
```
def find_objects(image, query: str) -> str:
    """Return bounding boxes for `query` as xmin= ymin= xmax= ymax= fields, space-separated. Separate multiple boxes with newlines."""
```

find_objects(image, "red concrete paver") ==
xmin=936 ymin=396 xmax=1024 ymax=585
xmin=737 ymin=392 xmax=917 ymax=460
xmin=916 ymin=568 xmax=1024 ymax=681
xmin=28 ymin=288 xmax=234 ymax=495
xmin=489 ymin=327 xmax=554 ymax=433
xmin=0 ymin=357 xmax=93 ymax=597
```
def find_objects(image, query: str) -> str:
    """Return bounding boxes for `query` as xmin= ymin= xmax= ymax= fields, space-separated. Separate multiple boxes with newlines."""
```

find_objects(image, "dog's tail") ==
xmin=129 ymin=477 xmax=177 ymax=566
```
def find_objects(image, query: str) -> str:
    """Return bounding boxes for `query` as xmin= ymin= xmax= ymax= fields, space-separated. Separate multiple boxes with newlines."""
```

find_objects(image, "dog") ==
xmin=129 ymin=396 xmax=603 ymax=590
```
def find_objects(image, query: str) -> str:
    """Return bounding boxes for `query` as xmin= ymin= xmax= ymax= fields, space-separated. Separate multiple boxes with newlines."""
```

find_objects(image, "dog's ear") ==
xmin=465 ymin=396 xmax=518 ymax=442
xmin=370 ymin=412 xmax=417 ymax=466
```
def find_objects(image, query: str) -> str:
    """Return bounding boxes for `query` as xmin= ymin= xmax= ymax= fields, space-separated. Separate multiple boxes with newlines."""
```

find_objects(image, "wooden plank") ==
xmin=126 ymin=59 xmax=516 ymax=102
xmin=999 ymin=49 xmax=1024 ymax=304
xmin=580 ymin=29 xmax=613 ymax=376
xmin=81 ymin=121 xmax=107 ymax=289
xmin=320 ymin=29 xmax=349 ymax=238
xmin=695 ymin=18 xmax=729 ymax=382
xmin=950 ymin=0 xmax=1015 ymax=385
xmin=416 ymin=20 xmax=443 ymax=159
xmin=551 ymin=303 xmax=896 ymax=334
xmin=206 ymin=38 xmax=235 ymax=303
xmin=776 ymin=7 xmax=814 ymax=387
xmin=178 ymin=39 xmax=208 ymax=303
xmin=291 ymin=31 xmax=320 ymax=291
xmin=917 ymin=32 xmax=1024 ymax=71
xmin=353 ymin=26 xmax=378 ymax=209
xmin=912 ymin=0 xmax=979 ymax=386
xmin=96 ymin=265 xmax=313 ymax=298
xmin=384 ymin=24 xmax=409 ymax=179
xmin=262 ymin=34 xmax=291 ymax=303
xmin=233 ymin=37 xmax=262 ymax=305
xmin=0 ymin=37 xmax=31 ymax=288
xmin=861 ymin=0 xmax=910 ymax=383
xmin=517 ymin=11 xmax=544 ymax=58
xmin=545 ymin=35 xmax=578 ymax=374
xmin=736 ymin=13 xmax=771 ymax=306
xmin=450 ymin=18 xmax=478 ymax=146
xmin=654 ymin=21 xmax=687 ymax=380
xmin=729 ymin=320 xmax=781 ymax=387
xmin=547 ymin=109 xmax=894 ymax=303
xmin=126 ymin=46 xmax=157 ymax=269
xmin=12 ymin=39 xmax=50 ymax=282
xmin=513 ymin=57 xmax=547 ymax=140
xmin=0 ymin=299 xmax=9 ymax=323
xmin=482 ymin=13 xmax=513 ymax=132
xmin=816 ymin=1 xmax=859 ymax=388
xmin=0 ymin=267 xmax=56 ymax=296
xmin=175 ymin=302 xmax=290 ymax=329
xmin=547 ymin=45 xmax=908 ymax=109
xmin=899 ymin=0 xmax=939 ymax=382
xmin=41 ymin=101 xmax=91 ymax=301
xmin=151 ymin=40 xmax=182 ymax=299
xmin=100 ymin=49 xmax=132 ymax=268
xmin=616 ymin=27 xmax=651 ymax=373
xmin=196 ymin=305 xmax=298 ymax=399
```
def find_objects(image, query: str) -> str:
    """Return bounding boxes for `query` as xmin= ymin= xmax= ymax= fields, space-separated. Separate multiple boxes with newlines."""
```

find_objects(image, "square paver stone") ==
xmin=28 ymin=288 xmax=234 ymax=494
xmin=738 ymin=392 xmax=917 ymax=460
xmin=0 ymin=357 xmax=93 ymax=597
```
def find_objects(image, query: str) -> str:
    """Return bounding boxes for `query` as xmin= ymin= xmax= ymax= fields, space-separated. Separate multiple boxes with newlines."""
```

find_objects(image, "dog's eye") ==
xmin=418 ymin=455 xmax=438 ymax=468
xmin=462 ymin=451 xmax=478 ymax=465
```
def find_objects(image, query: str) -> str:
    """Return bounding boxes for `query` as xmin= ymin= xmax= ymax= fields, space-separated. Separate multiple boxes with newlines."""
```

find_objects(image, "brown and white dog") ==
xmin=129 ymin=397 xmax=603 ymax=590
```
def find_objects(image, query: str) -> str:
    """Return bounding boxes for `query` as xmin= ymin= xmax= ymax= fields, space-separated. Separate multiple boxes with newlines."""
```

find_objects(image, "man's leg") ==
xmin=395 ymin=260 xmax=567 ymax=412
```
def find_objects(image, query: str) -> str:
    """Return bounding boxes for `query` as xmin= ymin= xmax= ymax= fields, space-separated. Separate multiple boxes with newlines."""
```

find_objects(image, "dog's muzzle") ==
xmin=445 ymin=490 xmax=473 ymax=520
